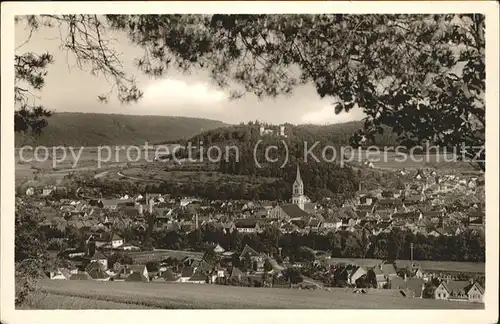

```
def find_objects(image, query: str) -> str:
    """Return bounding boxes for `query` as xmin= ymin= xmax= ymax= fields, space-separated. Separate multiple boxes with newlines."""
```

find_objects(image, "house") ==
xmin=213 ymin=244 xmax=225 ymax=254
xmin=321 ymin=220 xmax=341 ymax=231
xmin=405 ymin=194 xmax=426 ymax=205
xmin=435 ymin=280 xmax=484 ymax=303
xmin=48 ymin=268 xmax=71 ymax=280
xmin=358 ymin=195 xmax=374 ymax=206
xmin=381 ymin=190 xmax=395 ymax=198
xmin=280 ymin=222 xmax=299 ymax=233
xmin=62 ymin=248 xmax=87 ymax=259
xmin=187 ymin=269 xmax=208 ymax=284
xmin=467 ymin=281 xmax=485 ymax=303
xmin=228 ymin=266 xmax=244 ymax=281
xmin=117 ymin=243 xmax=141 ymax=251
xmin=306 ymin=218 xmax=322 ymax=232
xmin=234 ymin=219 xmax=261 ymax=233
xmin=221 ymin=222 xmax=236 ymax=234
xmin=239 ymin=244 xmax=265 ymax=272
xmin=25 ymin=187 xmax=35 ymax=196
xmin=376 ymin=199 xmax=403 ymax=210
xmin=303 ymin=203 xmax=317 ymax=213
xmin=90 ymin=251 xmax=108 ymax=270
xmin=124 ymin=264 xmax=149 ymax=279
xmin=252 ymin=207 xmax=270 ymax=219
xmin=88 ymin=267 xmax=111 ymax=281
xmin=389 ymin=276 xmax=425 ymax=298
xmin=358 ymin=195 xmax=375 ymax=206
xmin=392 ymin=211 xmax=419 ymax=222
xmin=468 ymin=211 xmax=485 ymax=227
xmin=110 ymin=234 xmax=124 ymax=249
xmin=372 ymin=262 xmax=398 ymax=288
xmin=363 ymin=160 xmax=375 ymax=168
xmin=208 ymin=267 xmax=227 ymax=283
xmin=179 ymin=266 xmax=195 ymax=283
xmin=160 ymin=268 xmax=179 ymax=282
xmin=266 ymin=258 xmax=285 ymax=272
xmin=42 ymin=185 xmax=55 ymax=197
xmin=414 ymin=171 xmax=426 ymax=181
xmin=125 ymin=271 xmax=148 ymax=282
xmin=348 ymin=266 xmax=367 ymax=286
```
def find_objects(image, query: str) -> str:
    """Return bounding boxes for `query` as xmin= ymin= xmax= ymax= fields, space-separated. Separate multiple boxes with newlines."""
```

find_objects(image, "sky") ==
xmin=14 ymin=17 xmax=366 ymax=125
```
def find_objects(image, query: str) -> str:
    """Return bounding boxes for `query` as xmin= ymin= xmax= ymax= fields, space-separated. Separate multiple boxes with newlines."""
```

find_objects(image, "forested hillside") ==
xmin=175 ymin=121 xmax=399 ymax=148
xmin=15 ymin=113 xmax=228 ymax=147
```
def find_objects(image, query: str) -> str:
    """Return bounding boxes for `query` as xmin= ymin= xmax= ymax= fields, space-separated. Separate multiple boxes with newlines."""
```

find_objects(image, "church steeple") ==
xmin=292 ymin=164 xmax=305 ymax=210
xmin=294 ymin=164 xmax=303 ymax=186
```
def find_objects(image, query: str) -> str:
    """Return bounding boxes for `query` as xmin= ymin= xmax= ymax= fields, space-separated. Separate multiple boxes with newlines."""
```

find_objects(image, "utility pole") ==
xmin=410 ymin=243 xmax=414 ymax=262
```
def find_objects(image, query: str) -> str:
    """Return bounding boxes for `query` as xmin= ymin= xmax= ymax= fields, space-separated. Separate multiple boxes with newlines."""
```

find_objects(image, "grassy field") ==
xmin=19 ymin=292 xmax=153 ymax=309
xmin=33 ymin=280 xmax=484 ymax=309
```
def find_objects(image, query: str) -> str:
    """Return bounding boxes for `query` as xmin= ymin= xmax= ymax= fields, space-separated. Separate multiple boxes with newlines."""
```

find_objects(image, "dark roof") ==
xmin=440 ymin=281 xmax=471 ymax=294
xmin=356 ymin=210 xmax=369 ymax=218
xmin=470 ymin=282 xmax=485 ymax=294
xmin=123 ymin=208 xmax=140 ymax=218
xmin=381 ymin=190 xmax=394 ymax=198
xmin=161 ymin=269 xmax=178 ymax=281
xmin=308 ymin=218 xmax=321 ymax=227
xmin=405 ymin=195 xmax=424 ymax=203
xmin=88 ymin=268 xmax=110 ymax=280
xmin=91 ymin=251 xmax=107 ymax=261
xmin=125 ymin=272 xmax=148 ymax=282
xmin=181 ymin=266 xmax=195 ymax=278
xmin=50 ymin=268 xmax=71 ymax=279
xmin=279 ymin=204 xmax=310 ymax=218
xmin=234 ymin=219 xmax=260 ymax=228
xmin=112 ymin=233 xmax=122 ymax=241
xmin=377 ymin=199 xmax=403 ymax=207
xmin=86 ymin=261 xmax=104 ymax=272
xmin=421 ymin=211 xmax=443 ymax=218
xmin=303 ymin=203 xmax=317 ymax=211
xmin=290 ymin=219 xmax=307 ymax=229
xmin=390 ymin=276 xmax=406 ymax=289
xmin=188 ymin=269 xmax=207 ymax=282
xmin=230 ymin=267 xmax=244 ymax=278
xmin=267 ymin=258 xmax=285 ymax=271
xmin=240 ymin=245 xmax=260 ymax=259
xmin=392 ymin=211 xmax=418 ymax=219
xmin=357 ymin=205 xmax=373 ymax=212
xmin=469 ymin=211 xmax=485 ymax=218
xmin=390 ymin=277 xmax=425 ymax=297
xmin=405 ymin=278 xmax=426 ymax=298
xmin=128 ymin=264 xmax=147 ymax=273
xmin=374 ymin=263 xmax=397 ymax=276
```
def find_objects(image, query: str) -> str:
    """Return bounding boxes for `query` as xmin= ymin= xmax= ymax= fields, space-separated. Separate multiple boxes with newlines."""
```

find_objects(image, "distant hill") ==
xmin=180 ymin=121 xmax=399 ymax=148
xmin=15 ymin=112 xmax=228 ymax=147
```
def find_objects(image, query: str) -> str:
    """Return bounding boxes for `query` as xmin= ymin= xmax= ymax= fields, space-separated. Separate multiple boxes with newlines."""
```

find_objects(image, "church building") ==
xmin=269 ymin=164 xmax=316 ymax=221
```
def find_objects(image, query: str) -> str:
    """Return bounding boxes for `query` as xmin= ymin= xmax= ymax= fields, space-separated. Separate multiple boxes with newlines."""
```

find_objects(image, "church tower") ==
xmin=292 ymin=164 xmax=305 ymax=210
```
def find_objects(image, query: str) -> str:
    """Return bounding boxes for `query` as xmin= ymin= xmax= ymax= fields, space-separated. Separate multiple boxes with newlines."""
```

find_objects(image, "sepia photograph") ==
xmin=1 ymin=1 xmax=499 ymax=323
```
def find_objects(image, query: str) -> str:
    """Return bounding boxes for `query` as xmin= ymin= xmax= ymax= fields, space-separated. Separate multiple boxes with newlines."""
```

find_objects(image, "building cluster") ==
xmin=22 ymin=163 xmax=485 ymax=304
xmin=49 ymin=240 xmax=485 ymax=304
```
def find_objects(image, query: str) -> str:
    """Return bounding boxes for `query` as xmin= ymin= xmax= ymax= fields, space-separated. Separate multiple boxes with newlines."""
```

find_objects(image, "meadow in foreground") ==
xmin=32 ymin=280 xmax=484 ymax=309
